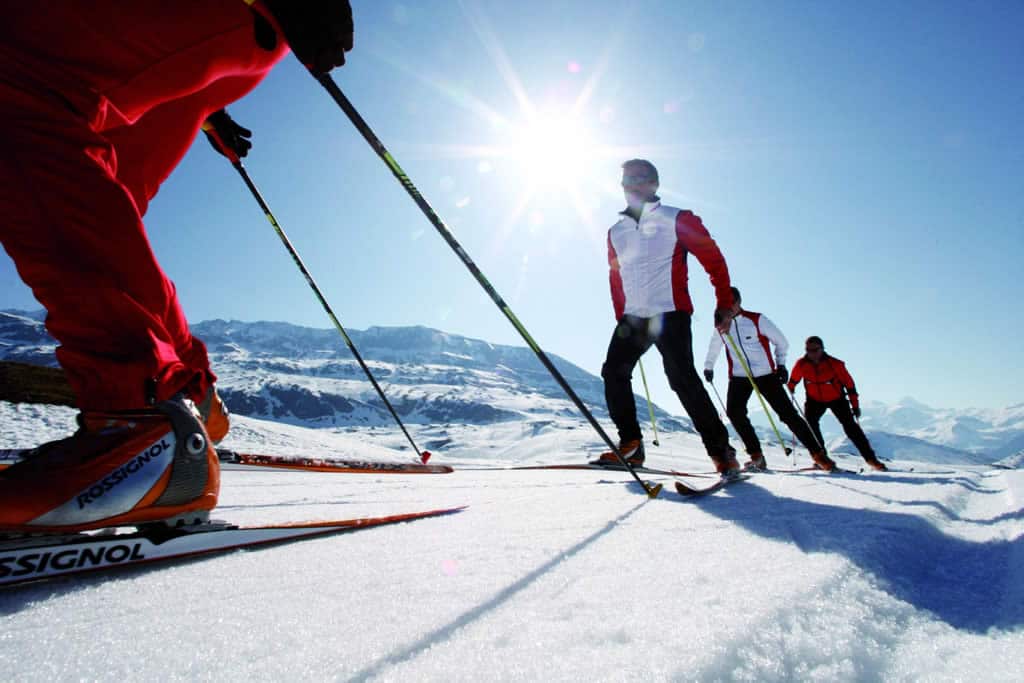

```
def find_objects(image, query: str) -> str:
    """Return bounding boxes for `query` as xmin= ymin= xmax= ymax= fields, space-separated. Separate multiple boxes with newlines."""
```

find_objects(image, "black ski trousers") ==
xmin=726 ymin=375 xmax=822 ymax=457
xmin=804 ymin=398 xmax=877 ymax=461
xmin=602 ymin=311 xmax=729 ymax=458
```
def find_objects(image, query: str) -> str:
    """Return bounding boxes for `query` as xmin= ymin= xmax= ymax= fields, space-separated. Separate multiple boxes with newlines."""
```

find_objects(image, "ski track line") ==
xmin=341 ymin=500 xmax=649 ymax=682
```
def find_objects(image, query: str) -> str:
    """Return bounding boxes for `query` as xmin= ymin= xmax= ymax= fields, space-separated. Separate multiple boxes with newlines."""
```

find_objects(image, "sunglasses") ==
xmin=621 ymin=175 xmax=654 ymax=186
xmin=805 ymin=347 xmax=823 ymax=353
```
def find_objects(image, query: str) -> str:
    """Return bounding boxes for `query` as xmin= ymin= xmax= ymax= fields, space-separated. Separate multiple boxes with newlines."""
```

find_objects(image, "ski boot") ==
xmin=589 ymin=439 xmax=645 ymax=467
xmin=744 ymin=452 xmax=767 ymax=472
xmin=810 ymin=451 xmax=837 ymax=472
xmin=0 ymin=394 xmax=219 ymax=534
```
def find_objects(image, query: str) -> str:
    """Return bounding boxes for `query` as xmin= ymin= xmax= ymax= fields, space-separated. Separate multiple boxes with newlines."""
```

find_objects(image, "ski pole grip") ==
xmin=246 ymin=0 xmax=318 ymax=72
xmin=201 ymin=122 xmax=240 ymax=164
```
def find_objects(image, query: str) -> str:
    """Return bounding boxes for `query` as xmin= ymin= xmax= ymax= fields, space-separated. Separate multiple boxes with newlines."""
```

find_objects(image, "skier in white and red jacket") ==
xmin=704 ymin=287 xmax=833 ymax=471
xmin=593 ymin=159 xmax=741 ymax=475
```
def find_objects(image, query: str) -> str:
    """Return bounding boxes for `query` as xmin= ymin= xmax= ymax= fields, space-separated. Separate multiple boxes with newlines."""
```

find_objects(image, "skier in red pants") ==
xmin=0 ymin=1 xmax=353 ymax=533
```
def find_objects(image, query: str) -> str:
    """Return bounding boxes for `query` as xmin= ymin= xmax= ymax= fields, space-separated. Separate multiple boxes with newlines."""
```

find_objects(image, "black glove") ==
xmin=203 ymin=109 xmax=252 ymax=160
xmin=775 ymin=365 xmax=788 ymax=383
xmin=703 ymin=369 xmax=714 ymax=382
xmin=261 ymin=0 xmax=354 ymax=74
xmin=852 ymin=404 xmax=861 ymax=418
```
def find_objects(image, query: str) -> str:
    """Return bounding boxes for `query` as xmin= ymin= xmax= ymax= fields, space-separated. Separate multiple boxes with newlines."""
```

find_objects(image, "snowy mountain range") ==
xmin=2 ymin=309 xmax=1021 ymax=465
xmin=0 ymin=309 xmax=689 ymax=436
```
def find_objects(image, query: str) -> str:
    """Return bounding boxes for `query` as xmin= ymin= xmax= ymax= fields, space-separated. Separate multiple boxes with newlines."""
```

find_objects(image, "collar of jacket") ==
xmin=619 ymin=197 xmax=662 ymax=223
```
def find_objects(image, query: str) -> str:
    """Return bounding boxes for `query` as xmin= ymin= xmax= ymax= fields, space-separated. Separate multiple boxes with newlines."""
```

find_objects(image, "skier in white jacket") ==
xmin=704 ymin=287 xmax=831 ymax=471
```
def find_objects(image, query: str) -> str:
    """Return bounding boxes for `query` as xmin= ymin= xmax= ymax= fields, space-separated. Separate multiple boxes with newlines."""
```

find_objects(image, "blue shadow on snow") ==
xmin=676 ymin=478 xmax=1023 ymax=634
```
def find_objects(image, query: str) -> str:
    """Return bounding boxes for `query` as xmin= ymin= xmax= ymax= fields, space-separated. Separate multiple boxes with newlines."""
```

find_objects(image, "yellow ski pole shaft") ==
xmin=637 ymin=359 xmax=660 ymax=446
xmin=722 ymin=332 xmax=794 ymax=463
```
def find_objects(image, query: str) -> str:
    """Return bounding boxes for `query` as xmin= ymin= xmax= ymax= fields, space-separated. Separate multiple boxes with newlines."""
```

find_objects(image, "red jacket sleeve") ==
xmin=834 ymin=360 xmax=860 ymax=408
xmin=787 ymin=359 xmax=804 ymax=392
xmin=675 ymin=211 xmax=733 ymax=310
xmin=608 ymin=232 xmax=625 ymax=320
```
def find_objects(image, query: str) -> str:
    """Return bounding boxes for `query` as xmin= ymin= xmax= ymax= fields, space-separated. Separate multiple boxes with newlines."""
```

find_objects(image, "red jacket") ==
xmin=0 ymin=3 xmax=287 ymax=133
xmin=787 ymin=354 xmax=860 ymax=408
xmin=0 ymin=2 xmax=288 ymax=410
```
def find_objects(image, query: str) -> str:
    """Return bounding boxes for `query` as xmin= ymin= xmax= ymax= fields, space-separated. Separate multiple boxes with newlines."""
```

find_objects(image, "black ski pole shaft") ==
xmin=221 ymin=154 xmax=429 ymax=463
xmin=788 ymin=386 xmax=826 ymax=452
xmin=708 ymin=379 xmax=747 ymax=447
xmin=709 ymin=382 xmax=730 ymax=425
xmin=312 ymin=73 xmax=660 ymax=497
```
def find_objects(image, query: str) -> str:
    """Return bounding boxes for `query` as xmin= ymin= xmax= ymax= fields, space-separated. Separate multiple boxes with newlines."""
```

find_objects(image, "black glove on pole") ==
xmin=203 ymin=109 xmax=252 ymax=160
xmin=256 ymin=0 xmax=354 ymax=74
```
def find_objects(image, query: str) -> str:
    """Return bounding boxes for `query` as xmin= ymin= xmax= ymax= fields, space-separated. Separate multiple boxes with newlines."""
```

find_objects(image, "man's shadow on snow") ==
xmin=669 ymin=477 xmax=1023 ymax=634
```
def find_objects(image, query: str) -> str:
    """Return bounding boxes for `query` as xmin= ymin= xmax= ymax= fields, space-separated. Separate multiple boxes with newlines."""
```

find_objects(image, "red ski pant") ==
xmin=0 ymin=80 xmax=214 ymax=411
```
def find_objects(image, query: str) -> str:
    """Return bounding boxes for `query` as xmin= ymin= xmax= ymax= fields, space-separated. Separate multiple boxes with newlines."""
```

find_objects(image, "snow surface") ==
xmin=2 ymin=403 xmax=1024 ymax=681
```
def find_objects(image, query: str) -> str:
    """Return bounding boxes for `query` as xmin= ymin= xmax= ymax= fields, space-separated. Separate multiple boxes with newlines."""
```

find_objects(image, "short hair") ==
xmin=730 ymin=287 xmax=741 ymax=304
xmin=805 ymin=335 xmax=824 ymax=348
xmin=621 ymin=159 xmax=659 ymax=184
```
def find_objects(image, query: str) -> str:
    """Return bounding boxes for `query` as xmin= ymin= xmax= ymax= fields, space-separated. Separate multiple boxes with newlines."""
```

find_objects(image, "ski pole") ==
xmin=708 ymin=381 xmax=731 ymax=429
xmin=637 ymin=359 xmax=660 ymax=447
xmin=707 ymin=373 xmax=759 ymax=449
xmin=202 ymin=125 xmax=430 ymax=464
xmin=308 ymin=74 xmax=660 ymax=498
xmin=722 ymin=332 xmax=793 ymax=462
xmin=787 ymin=385 xmax=826 ymax=453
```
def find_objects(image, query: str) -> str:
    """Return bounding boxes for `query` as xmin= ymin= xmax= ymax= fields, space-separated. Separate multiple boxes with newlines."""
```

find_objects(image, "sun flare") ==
xmin=504 ymin=111 xmax=597 ymax=187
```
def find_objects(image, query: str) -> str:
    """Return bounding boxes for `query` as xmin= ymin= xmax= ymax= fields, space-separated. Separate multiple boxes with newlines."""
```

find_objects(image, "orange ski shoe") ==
xmin=810 ymin=451 xmax=837 ymax=472
xmin=0 ymin=395 xmax=219 ymax=534
xmin=589 ymin=439 xmax=645 ymax=467
xmin=712 ymin=446 xmax=742 ymax=476
xmin=744 ymin=452 xmax=767 ymax=471
xmin=196 ymin=384 xmax=230 ymax=444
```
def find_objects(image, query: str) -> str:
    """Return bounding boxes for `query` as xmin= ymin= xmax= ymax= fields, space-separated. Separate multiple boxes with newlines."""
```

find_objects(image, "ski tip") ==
xmin=647 ymin=482 xmax=664 ymax=498
xmin=420 ymin=451 xmax=432 ymax=464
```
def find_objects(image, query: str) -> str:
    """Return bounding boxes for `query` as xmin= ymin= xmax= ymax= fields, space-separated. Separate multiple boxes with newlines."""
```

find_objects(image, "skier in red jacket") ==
xmin=787 ymin=336 xmax=887 ymax=471
xmin=0 ymin=1 xmax=353 ymax=533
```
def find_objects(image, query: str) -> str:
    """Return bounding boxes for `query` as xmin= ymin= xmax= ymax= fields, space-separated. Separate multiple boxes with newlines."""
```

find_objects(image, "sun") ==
xmin=503 ymin=110 xmax=598 ymax=188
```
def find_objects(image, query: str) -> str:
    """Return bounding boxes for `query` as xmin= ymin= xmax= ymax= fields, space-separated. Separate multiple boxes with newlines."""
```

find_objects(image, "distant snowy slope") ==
xmin=0 ymin=311 xmax=57 ymax=366
xmin=830 ymin=430 xmax=991 ymax=466
xmin=2 ymin=309 xmax=1020 ymax=467
xmin=0 ymin=311 xmax=690 ymax=434
xmin=860 ymin=397 xmax=1024 ymax=456
xmin=995 ymin=449 xmax=1024 ymax=469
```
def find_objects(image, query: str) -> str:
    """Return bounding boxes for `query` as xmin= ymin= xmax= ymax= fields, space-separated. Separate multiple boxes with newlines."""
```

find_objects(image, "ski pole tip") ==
xmin=420 ymin=451 xmax=432 ymax=464
xmin=647 ymin=482 xmax=663 ymax=498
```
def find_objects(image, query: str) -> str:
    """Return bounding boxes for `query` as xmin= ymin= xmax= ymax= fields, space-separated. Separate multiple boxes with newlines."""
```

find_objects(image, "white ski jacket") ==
xmin=607 ymin=200 xmax=732 ymax=319
xmin=705 ymin=310 xmax=788 ymax=378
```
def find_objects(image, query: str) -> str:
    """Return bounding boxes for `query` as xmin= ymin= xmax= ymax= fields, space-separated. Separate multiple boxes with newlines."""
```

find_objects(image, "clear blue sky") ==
xmin=2 ymin=1 xmax=1022 ymax=412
